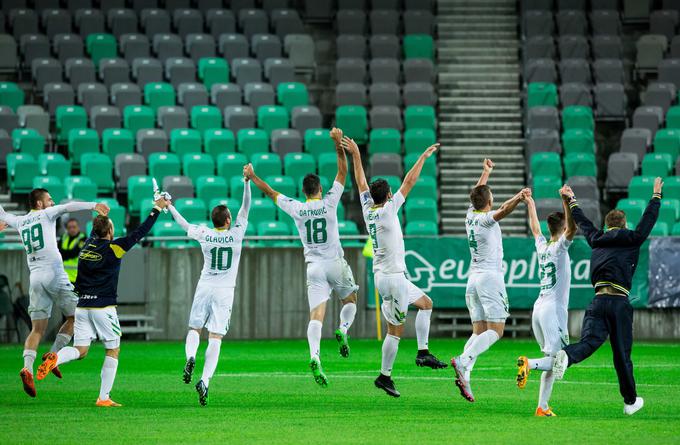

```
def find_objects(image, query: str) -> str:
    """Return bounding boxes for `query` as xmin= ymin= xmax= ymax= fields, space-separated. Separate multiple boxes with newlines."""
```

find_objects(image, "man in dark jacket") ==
xmin=552 ymin=178 xmax=663 ymax=416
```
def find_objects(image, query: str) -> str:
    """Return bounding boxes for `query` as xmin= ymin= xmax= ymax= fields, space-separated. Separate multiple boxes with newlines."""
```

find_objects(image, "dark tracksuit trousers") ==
xmin=563 ymin=294 xmax=636 ymax=405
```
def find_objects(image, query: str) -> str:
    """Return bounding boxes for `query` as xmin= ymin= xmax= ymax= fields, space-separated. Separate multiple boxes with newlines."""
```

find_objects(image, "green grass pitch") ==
xmin=1 ymin=338 xmax=679 ymax=444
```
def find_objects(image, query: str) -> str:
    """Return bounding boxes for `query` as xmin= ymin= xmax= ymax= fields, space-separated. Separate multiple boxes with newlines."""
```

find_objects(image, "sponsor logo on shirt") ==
xmin=79 ymin=250 xmax=102 ymax=262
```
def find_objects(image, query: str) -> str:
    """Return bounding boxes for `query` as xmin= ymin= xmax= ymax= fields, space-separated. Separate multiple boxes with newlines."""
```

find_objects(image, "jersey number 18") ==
xmin=304 ymin=218 xmax=327 ymax=244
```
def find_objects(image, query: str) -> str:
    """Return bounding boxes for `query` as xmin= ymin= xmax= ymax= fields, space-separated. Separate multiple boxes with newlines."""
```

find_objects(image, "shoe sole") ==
xmin=374 ymin=380 xmax=400 ymax=398
xmin=451 ymin=358 xmax=475 ymax=402
xmin=309 ymin=361 xmax=328 ymax=388
xmin=19 ymin=370 xmax=36 ymax=398
xmin=415 ymin=357 xmax=448 ymax=369
xmin=195 ymin=382 xmax=208 ymax=406
xmin=516 ymin=356 xmax=529 ymax=389
xmin=183 ymin=358 xmax=195 ymax=384
xmin=335 ymin=332 xmax=350 ymax=359
xmin=37 ymin=352 xmax=57 ymax=381
xmin=42 ymin=353 xmax=62 ymax=379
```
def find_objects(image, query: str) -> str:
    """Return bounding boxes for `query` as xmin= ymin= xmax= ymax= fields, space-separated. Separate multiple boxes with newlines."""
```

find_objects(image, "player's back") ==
xmin=535 ymin=235 xmax=572 ymax=308
xmin=14 ymin=210 xmax=61 ymax=270
xmin=75 ymin=236 xmax=124 ymax=307
xmin=465 ymin=207 xmax=503 ymax=273
xmin=193 ymin=224 xmax=247 ymax=287
xmin=361 ymin=190 xmax=406 ymax=274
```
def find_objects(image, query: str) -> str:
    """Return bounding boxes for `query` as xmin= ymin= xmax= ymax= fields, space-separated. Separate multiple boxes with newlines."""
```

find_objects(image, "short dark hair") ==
xmin=29 ymin=188 xmax=49 ymax=209
xmin=369 ymin=179 xmax=391 ymax=205
xmin=605 ymin=209 xmax=626 ymax=229
xmin=92 ymin=215 xmax=111 ymax=238
xmin=547 ymin=212 xmax=565 ymax=237
xmin=470 ymin=185 xmax=491 ymax=210
xmin=66 ymin=218 xmax=79 ymax=225
xmin=211 ymin=205 xmax=230 ymax=228
xmin=302 ymin=174 xmax=321 ymax=197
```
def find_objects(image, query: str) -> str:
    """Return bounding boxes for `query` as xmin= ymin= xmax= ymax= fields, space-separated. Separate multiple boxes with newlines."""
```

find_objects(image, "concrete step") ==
xmin=439 ymin=96 xmax=520 ymax=104
xmin=443 ymin=88 xmax=519 ymax=97
xmin=445 ymin=112 xmax=522 ymax=121
xmin=439 ymin=105 xmax=521 ymax=114
xmin=441 ymin=80 xmax=519 ymax=89
xmin=438 ymin=55 xmax=518 ymax=64
xmin=440 ymin=138 xmax=525 ymax=146
xmin=437 ymin=40 xmax=519 ymax=48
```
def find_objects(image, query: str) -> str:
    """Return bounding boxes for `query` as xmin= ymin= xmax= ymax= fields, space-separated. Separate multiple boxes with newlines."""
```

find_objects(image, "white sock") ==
xmin=57 ymin=346 xmax=81 ymax=365
xmin=538 ymin=371 xmax=556 ymax=410
xmin=307 ymin=320 xmax=322 ymax=360
xmin=415 ymin=309 xmax=432 ymax=351
xmin=185 ymin=330 xmax=200 ymax=360
xmin=99 ymin=356 xmax=118 ymax=401
xmin=50 ymin=333 xmax=72 ymax=353
xmin=459 ymin=330 xmax=499 ymax=368
xmin=201 ymin=338 xmax=222 ymax=388
xmin=380 ymin=334 xmax=400 ymax=377
xmin=529 ymin=356 xmax=554 ymax=371
xmin=23 ymin=349 xmax=37 ymax=373
xmin=462 ymin=334 xmax=478 ymax=381
xmin=338 ymin=303 xmax=357 ymax=335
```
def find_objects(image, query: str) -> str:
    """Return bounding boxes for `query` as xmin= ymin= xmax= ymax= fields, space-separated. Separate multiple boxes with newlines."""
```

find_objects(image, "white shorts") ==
xmin=28 ymin=267 xmax=78 ymax=320
xmin=188 ymin=283 xmax=235 ymax=336
xmin=465 ymin=271 xmax=510 ymax=323
xmin=74 ymin=306 xmax=121 ymax=349
xmin=532 ymin=299 xmax=569 ymax=356
xmin=376 ymin=272 xmax=424 ymax=326
xmin=306 ymin=257 xmax=359 ymax=311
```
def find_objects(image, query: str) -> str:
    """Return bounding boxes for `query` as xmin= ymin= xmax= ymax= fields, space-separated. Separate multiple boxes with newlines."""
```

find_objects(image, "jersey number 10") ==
xmin=209 ymin=247 xmax=233 ymax=271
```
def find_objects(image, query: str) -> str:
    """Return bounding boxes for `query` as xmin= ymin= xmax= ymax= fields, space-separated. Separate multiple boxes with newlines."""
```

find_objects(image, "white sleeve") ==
xmin=187 ymin=224 xmax=205 ymax=241
xmin=168 ymin=205 xmax=191 ymax=232
xmin=557 ymin=235 xmax=573 ymax=252
xmin=535 ymin=235 xmax=547 ymax=252
xmin=384 ymin=191 xmax=406 ymax=216
xmin=479 ymin=211 xmax=497 ymax=228
xmin=323 ymin=181 xmax=344 ymax=209
xmin=360 ymin=190 xmax=374 ymax=214
xmin=276 ymin=193 xmax=302 ymax=217
xmin=45 ymin=202 xmax=96 ymax=221
xmin=0 ymin=204 xmax=20 ymax=228
xmin=236 ymin=181 xmax=251 ymax=226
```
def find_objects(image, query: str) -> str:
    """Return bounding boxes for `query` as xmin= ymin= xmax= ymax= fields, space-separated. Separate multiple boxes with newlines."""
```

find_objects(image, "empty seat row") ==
xmin=522 ymin=9 xmax=621 ymax=38
xmin=524 ymin=58 xmax=627 ymax=85
xmin=336 ymin=9 xmax=434 ymax=35
xmin=335 ymin=82 xmax=436 ymax=107
xmin=336 ymin=57 xmax=434 ymax=84
xmin=336 ymin=34 xmax=434 ymax=61
xmin=524 ymin=35 xmax=624 ymax=61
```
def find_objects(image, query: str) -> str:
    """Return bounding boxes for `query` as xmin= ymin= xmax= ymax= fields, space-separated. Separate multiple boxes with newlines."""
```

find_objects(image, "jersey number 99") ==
xmin=21 ymin=224 xmax=45 ymax=254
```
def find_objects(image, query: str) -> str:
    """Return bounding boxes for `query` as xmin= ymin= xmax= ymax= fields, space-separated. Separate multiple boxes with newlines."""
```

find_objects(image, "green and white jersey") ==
xmin=361 ymin=190 xmax=406 ymax=275
xmin=277 ymin=181 xmax=344 ymax=263
xmin=0 ymin=202 xmax=95 ymax=272
xmin=465 ymin=205 xmax=503 ymax=273
xmin=535 ymin=235 xmax=572 ymax=308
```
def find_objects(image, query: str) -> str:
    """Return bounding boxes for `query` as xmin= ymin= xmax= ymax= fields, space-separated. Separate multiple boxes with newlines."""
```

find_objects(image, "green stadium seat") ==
xmin=102 ymin=129 xmax=134 ymax=160
xmin=175 ymin=198 xmax=208 ymax=222
xmin=404 ymin=128 xmax=436 ymax=154
xmin=198 ymin=58 xmax=229 ymax=89
xmin=338 ymin=220 xmax=362 ymax=247
xmin=257 ymin=106 xmax=289 ymax=135
xmin=531 ymin=152 xmax=562 ymax=178
xmin=97 ymin=198 xmax=126 ymax=235
xmin=659 ymin=199 xmax=680 ymax=227
xmin=304 ymin=129 xmax=335 ymax=159
xmin=665 ymin=176 xmax=680 ymax=200
xmin=266 ymin=175 xmax=296 ymax=197
xmin=56 ymin=105 xmax=87 ymax=145
xmin=672 ymin=221 xmax=680 ymax=236
xmin=217 ymin=152 xmax=248 ymax=180
xmin=368 ymin=128 xmax=401 ymax=155
xmin=170 ymin=128 xmax=202 ymax=157
xmin=128 ymin=176 xmax=154 ymax=216
xmin=149 ymin=153 xmax=181 ymax=183
xmin=38 ymin=153 xmax=71 ymax=181
xmin=196 ymin=176 xmax=228 ymax=203
xmin=237 ymin=128 xmax=269 ymax=157
xmin=12 ymin=128 xmax=45 ymax=157
xmin=204 ymin=129 xmax=235 ymax=157
xmin=183 ymin=153 xmax=215 ymax=182
xmin=405 ymin=220 xmax=439 ymax=235
xmin=667 ymin=106 xmax=680 ymax=129
xmin=65 ymin=176 xmax=97 ymax=201
xmin=277 ymin=82 xmax=308 ymax=112
xmin=68 ymin=128 xmax=99 ymax=167
xmin=123 ymin=105 xmax=155 ymax=135
xmin=616 ymin=198 xmax=647 ymax=226
xmin=404 ymin=106 xmax=436 ymax=131
xmin=562 ymin=106 xmax=594 ymax=132
xmin=642 ymin=153 xmax=673 ymax=178
xmin=335 ymin=106 xmax=368 ymax=144
xmin=140 ymin=198 xmax=171 ymax=223
xmin=257 ymin=220 xmax=290 ymax=246
xmin=653 ymin=129 xmax=680 ymax=161
xmin=297 ymin=176 xmax=330 ymax=198
xmin=231 ymin=176 xmax=264 ymax=201
xmin=527 ymin=82 xmax=558 ymax=108
xmin=251 ymin=152 xmax=282 ymax=177
xmin=404 ymin=152 xmax=436 ymax=177
xmin=0 ymin=82 xmax=24 ymax=111
xmin=405 ymin=198 xmax=438 ymax=224
xmin=410 ymin=176 xmax=437 ymax=199
xmin=371 ymin=175 xmax=401 ymax=194
xmin=191 ymin=106 xmax=222 ymax=132
xmin=539 ymin=220 xmax=550 ymax=237
xmin=562 ymin=129 xmax=595 ymax=155
xmin=650 ymin=221 xmax=669 ymax=237
xmin=7 ymin=154 xmax=38 ymax=193
xmin=337 ymin=200 xmax=346 ymax=221
xmin=284 ymin=152 xmax=316 ymax=184
xmin=627 ymin=176 xmax=656 ymax=199
xmin=250 ymin=198 xmax=277 ymax=225
xmin=86 ymin=34 xmax=117 ymax=66
xmin=152 ymin=221 xmax=186 ymax=247
xmin=564 ymin=152 xmax=596 ymax=178
xmin=33 ymin=176 xmax=65 ymax=204
xmin=144 ymin=83 xmax=175 ymax=111
xmin=403 ymin=34 xmax=434 ymax=60
xmin=533 ymin=175 xmax=561 ymax=199
xmin=81 ymin=153 xmax=114 ymax=193
xmin=317 ymin=152 xmax=341 ymax=186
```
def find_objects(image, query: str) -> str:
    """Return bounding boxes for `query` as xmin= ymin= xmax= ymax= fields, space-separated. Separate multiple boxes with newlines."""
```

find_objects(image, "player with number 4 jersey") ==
xmin=245 ymin=128 xmax=358 ymax=388
xmin=168 ymin=167 xmax=251 ymax=406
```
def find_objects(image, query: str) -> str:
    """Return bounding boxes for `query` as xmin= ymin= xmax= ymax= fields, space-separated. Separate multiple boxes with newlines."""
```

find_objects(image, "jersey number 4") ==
xmin=209 ymin=247 xmax=233 ymax=271
xmin=468 ymin=229 xmax=478 ymax=253
xmin=21 ymin=224 xmax=45 ymax=254
xmin=304 ymin=218 xmax=327 ymax=244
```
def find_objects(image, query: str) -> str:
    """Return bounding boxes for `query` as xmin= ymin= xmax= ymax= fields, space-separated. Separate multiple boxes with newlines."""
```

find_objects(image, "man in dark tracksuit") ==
xmin=552 ymin=179 xmax=663 ymax=416
xmin=37 ymin=197 xmax=169 ymax=406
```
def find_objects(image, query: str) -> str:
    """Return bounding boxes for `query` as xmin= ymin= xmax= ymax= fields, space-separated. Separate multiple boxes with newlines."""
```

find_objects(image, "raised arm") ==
xmin=341 ymin=137 xmax=369 ymax=194
xmin=330 ymin=127 xmax=348 ymax=186
xmin=560 ymin=185 xmax=577 ymax=241
xmin=525 ymin=196 xmax=542 ymax=238
xmin=476 ymin=158 xmax=494 ymax=187
xmin=237 ymin=173 xmax=251 ymax=223
xmin=493 ymin=188 xmax=529 ymax=222
xmin=168 ymin=204 xmax=191 ymax=232
xmin=244 ymin=163 xmax=278 ymax=202
xmin=0 ymin=204 xmax=19 ymax=228
xmin=561 ymin=186 xmax=598 ymax=246
xmin=632 ymin=177 xmax=662 ymax=244
xmin=46 ymin=201 xmax=109 ymax=221
xmin=399 ymin=143 xmax=439 ymax=198
xmin=112 ymin=198 xmax=168 ymax=254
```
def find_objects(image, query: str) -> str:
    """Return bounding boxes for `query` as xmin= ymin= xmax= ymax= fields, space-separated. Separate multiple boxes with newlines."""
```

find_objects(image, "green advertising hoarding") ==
xmin=366 ymin=237 xmax=649 ymax=310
